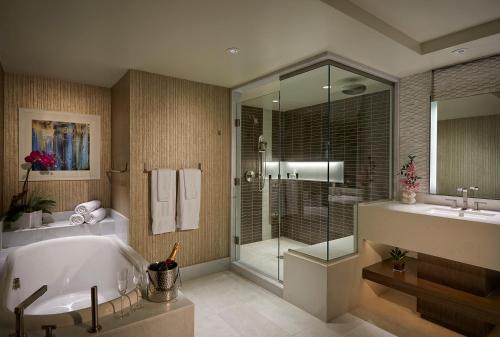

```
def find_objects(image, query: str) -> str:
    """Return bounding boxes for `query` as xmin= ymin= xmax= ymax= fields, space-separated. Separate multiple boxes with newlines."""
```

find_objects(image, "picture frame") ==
xmin=18 ymin=108 xmax=101 ymax=181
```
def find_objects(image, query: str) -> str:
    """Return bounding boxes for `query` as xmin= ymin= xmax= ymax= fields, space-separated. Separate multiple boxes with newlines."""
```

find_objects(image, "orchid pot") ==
xmin=11 ymin=210 xmax=43 ymax=230
xmin=399 ymin=155 xmax=421 ymax=205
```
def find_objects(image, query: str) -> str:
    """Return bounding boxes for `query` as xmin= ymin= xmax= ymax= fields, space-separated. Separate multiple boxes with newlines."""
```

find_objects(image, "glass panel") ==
xmin=328 ymin=64 xmax=393 ymax=260
xmin=237 ymin=91 xmax=281 ymax=280
xmin=282 ymin=63 xmax=394 ymax=261
xmin=279 ymin=65 xmax=331 ymax=264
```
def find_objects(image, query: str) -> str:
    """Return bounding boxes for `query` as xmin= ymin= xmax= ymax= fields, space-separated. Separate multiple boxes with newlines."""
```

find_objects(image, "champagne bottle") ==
xmin=165 ymin=242 xmax=180 ymax=269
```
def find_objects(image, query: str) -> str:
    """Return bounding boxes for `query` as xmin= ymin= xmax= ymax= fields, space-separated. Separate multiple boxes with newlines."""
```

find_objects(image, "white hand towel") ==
xmin=84 ymin=208 xmax=106 ymax=225
xmin=75 ymin=200 xmax=101 ymax=215
xmin=151 ymin=169 xmax=176 ymax=234
xmin=69 ymin=213 xmax=85 ymax=226
xmin=177 ymin=169 xmax=201 ymax=230
xmin=157 ymin=169 xmax=174 ymax=202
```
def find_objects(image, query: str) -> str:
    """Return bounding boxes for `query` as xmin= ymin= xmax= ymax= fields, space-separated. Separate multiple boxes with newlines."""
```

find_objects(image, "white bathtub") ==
xmin=0 ymin=235 xmax=147 ymax=317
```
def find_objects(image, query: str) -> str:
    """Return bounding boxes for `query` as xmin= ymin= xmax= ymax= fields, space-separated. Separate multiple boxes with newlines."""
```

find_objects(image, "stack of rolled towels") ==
xmin=69 ymin=200 xmax=106 ymax=225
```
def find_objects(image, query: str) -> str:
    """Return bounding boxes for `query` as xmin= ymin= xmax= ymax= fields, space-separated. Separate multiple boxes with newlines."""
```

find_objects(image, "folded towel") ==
xmin=157 ymin=169 xmax=175 ymax=202
xmin=177 ymin=169 xmax=201 ymax=230
xmin=69 ymin=213 xmax=85 ymax=226
xmin=151 ymin=169 xmax=176 ymax=234
xmin=183 ymin=169 xmax=200 ymax=200
xmin=84 ymin=208 xmax=106 ymax=225
xmin=75 ymin=200 xmax=101 ymax=215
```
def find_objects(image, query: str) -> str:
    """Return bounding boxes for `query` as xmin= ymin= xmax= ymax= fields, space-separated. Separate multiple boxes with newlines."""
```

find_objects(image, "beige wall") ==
xmin=111 ymin=72 xmax=131 ymax=217
xmin=2 ymin=73 xmax=111 ymax=213
xmin=437 ymin=115 xmax=500 ymax=199
xmin=0 ymin=63 xmax=4 ymax=211
xmin=112 ymin=70 xmax=231 ymax=267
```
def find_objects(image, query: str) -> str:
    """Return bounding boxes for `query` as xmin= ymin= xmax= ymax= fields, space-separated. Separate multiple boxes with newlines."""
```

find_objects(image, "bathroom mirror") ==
xmin=430 ymin=92 xmax=500 ymax=199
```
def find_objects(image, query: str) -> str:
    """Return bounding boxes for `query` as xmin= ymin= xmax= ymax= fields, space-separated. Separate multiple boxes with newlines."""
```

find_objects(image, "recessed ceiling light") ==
xmin=451 ymin=48 xmax=468 ymax=55
xmin=226 ymin=47 xmax=240 ymax=54
xmin=322 ymin=85 xmax=331 ymax=89
xmin=272 ymin=99 xmax=279 ymax=103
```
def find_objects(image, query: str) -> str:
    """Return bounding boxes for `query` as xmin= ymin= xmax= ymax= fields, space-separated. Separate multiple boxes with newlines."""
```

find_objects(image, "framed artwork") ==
xmin=18 ymin=108 xmax=101 ymax=181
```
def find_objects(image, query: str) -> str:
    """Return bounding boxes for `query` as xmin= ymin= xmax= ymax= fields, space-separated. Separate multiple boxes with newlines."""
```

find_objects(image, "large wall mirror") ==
xmin=430 ymin=92 xmax=500 ymax=199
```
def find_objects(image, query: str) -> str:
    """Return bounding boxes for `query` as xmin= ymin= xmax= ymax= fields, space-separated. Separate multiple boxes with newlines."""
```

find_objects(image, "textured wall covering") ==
xmin=399 ymin=71 xmax=432 ymax=193
xmin=0 ymin=63 xmax=4 ymax=212
xmin=433 ymin=55 xmax=500 ymax=100
xmin=128 ymin=70 xmax=231 ymax=266
xmin=2 ymin=73 xmax=111 ymax=213
xmin=111 ymin=72 xmax=131 ymax=217
xmin=437 ymin=115 xmax=500 ymax=199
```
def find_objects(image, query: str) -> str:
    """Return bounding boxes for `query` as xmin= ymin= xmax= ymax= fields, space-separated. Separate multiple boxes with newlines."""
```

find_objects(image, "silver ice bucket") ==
xmin=147 ymin=263 xmax=180 ymax=302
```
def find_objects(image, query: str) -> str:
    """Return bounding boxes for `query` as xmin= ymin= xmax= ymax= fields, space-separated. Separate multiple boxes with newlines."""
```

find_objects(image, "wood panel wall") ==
xmin=437 ymin=115 xmax=500 ymax=199
xmin=127 ymin=70 xmax=231 ymax=266
xmin=2 ymin=73 xmax=111 ymax=213
xmin=111 ymin=72 xmax=131 ymax=217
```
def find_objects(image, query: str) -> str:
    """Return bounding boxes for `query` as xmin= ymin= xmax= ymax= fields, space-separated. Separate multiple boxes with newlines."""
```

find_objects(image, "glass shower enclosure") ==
xmin=234 ymin=61 xmax=393 ymax=282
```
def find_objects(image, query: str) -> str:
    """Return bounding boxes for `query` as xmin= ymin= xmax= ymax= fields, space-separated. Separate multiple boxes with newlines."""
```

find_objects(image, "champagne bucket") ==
xmin=147 ymin=264 xmax=180 ymax=302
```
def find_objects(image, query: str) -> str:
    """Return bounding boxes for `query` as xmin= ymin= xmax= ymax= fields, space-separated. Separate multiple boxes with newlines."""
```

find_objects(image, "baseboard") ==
xmin=230 ymin=261 xmax=284 ymax=297
xmin=181 ymin=257 xmax=231 ymax=281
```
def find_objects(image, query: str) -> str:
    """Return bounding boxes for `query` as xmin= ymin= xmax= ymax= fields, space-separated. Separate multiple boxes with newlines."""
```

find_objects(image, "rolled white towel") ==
xmin=69 ymin=214 xmax=85 ymax=226
xmin=84 ymin=208 xmax=106 ymax=225
xmin=75 ymin=200 xmax=101 ymax=215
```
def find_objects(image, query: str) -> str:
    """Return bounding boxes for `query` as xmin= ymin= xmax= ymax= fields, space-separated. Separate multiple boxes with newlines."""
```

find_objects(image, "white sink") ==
xmin=425 ymin=207 xmax=497 ymax=220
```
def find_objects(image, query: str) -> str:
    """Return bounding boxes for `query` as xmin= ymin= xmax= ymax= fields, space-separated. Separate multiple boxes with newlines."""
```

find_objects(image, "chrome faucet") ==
xmin=457 ymin=187 xmax=469 ymax=210
xmin=11 ymin=285 xmax=47 ymax=337
xmin=457 ymin=186 xmax=479 ymax=210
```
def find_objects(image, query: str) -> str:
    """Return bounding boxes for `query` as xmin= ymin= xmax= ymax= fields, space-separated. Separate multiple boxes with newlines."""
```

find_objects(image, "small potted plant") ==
xmin=399 ymin=154 xmax=421 ymax=204
xmin=390 ymin=247 xmax=408 ymax=272
xmin=3 ymin=192 xmax=56 ymax=230
xmin=2 ymin=151 xmax=57 ymax=229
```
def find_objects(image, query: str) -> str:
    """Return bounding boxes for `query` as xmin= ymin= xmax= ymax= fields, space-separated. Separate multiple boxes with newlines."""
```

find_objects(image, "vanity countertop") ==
xmin=360 ymin=201 xmax=500 ymax=226
xmin=358 ymin=201 xmax=500 ymax=272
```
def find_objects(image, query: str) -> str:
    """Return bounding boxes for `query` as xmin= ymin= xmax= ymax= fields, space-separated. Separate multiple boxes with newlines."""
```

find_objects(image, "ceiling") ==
xmin=0 ymin=0 xmax=499 ymax=88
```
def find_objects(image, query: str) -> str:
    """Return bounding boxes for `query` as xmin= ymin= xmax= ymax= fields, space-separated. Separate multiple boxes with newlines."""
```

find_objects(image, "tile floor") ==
xmin=183 ymin=271 xmax=440 ymax=337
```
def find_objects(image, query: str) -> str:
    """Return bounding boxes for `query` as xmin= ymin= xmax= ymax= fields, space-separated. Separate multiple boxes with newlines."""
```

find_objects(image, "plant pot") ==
xmin=11 ymin=210 xmax=43 ymax=230
xmin=393 ymin=260 xmax=406 ymax=272
xmin=401 ymin=191 xmax=416 ymax=204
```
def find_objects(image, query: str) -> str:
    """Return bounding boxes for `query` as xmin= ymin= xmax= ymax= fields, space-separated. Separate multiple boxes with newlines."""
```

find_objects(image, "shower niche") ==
xmin=234 ymin=61 xmax=394 ymax=281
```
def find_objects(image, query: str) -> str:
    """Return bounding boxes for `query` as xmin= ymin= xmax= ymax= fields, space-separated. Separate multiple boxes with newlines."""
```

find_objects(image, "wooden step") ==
xmin=362 ymin=257 xmax=500 ymax=326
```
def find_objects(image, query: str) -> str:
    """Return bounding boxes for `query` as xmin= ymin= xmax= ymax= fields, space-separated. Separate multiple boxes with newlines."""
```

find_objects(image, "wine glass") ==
xmin=117 ymin=268 xmax=128 ymax=319
xmin=132 ymin=265 xmax=141 ymax=310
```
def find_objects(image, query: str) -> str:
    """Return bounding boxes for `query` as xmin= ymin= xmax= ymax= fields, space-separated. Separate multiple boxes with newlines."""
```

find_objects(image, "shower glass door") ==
xmin=235 ymin=91 xmax=282 ymax=280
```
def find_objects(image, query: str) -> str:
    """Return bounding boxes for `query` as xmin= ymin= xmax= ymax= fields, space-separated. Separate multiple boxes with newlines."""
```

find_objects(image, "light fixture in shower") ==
xmin=226 ymin=47 xmax=240 ymax=54
xmin=322 ymin=85 xmax=331 ymax=89
xmin=272 ymin=99 xmax=279 ymax=103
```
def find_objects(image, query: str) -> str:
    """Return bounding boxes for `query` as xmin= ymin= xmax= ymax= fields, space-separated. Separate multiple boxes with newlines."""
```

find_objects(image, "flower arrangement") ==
xmin=399 ymin=155 xmax=421 ymax=193
xmin=2 ymin=151 xmax=57 ymax=228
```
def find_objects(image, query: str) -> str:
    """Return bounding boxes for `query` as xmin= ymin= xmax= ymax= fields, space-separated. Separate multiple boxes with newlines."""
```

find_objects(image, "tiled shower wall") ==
xmin=240 ymin=90 xmax=391 ymax=245
xmin=240 ymin=105 xmax=264 ymax=244
xmin=277 ymin=90 xmax=391 ymax=245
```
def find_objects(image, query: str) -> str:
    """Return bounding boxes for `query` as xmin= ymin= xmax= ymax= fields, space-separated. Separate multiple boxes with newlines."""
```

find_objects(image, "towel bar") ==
xmin=106 ymin=162 xmax=128 ymax=174
xmin=143 ymin=163 xmax=203 ymax=173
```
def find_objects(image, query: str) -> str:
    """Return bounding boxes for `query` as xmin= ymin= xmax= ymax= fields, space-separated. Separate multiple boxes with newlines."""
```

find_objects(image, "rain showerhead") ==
xmin=342 ymin=84 xmax=367 ymax=95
